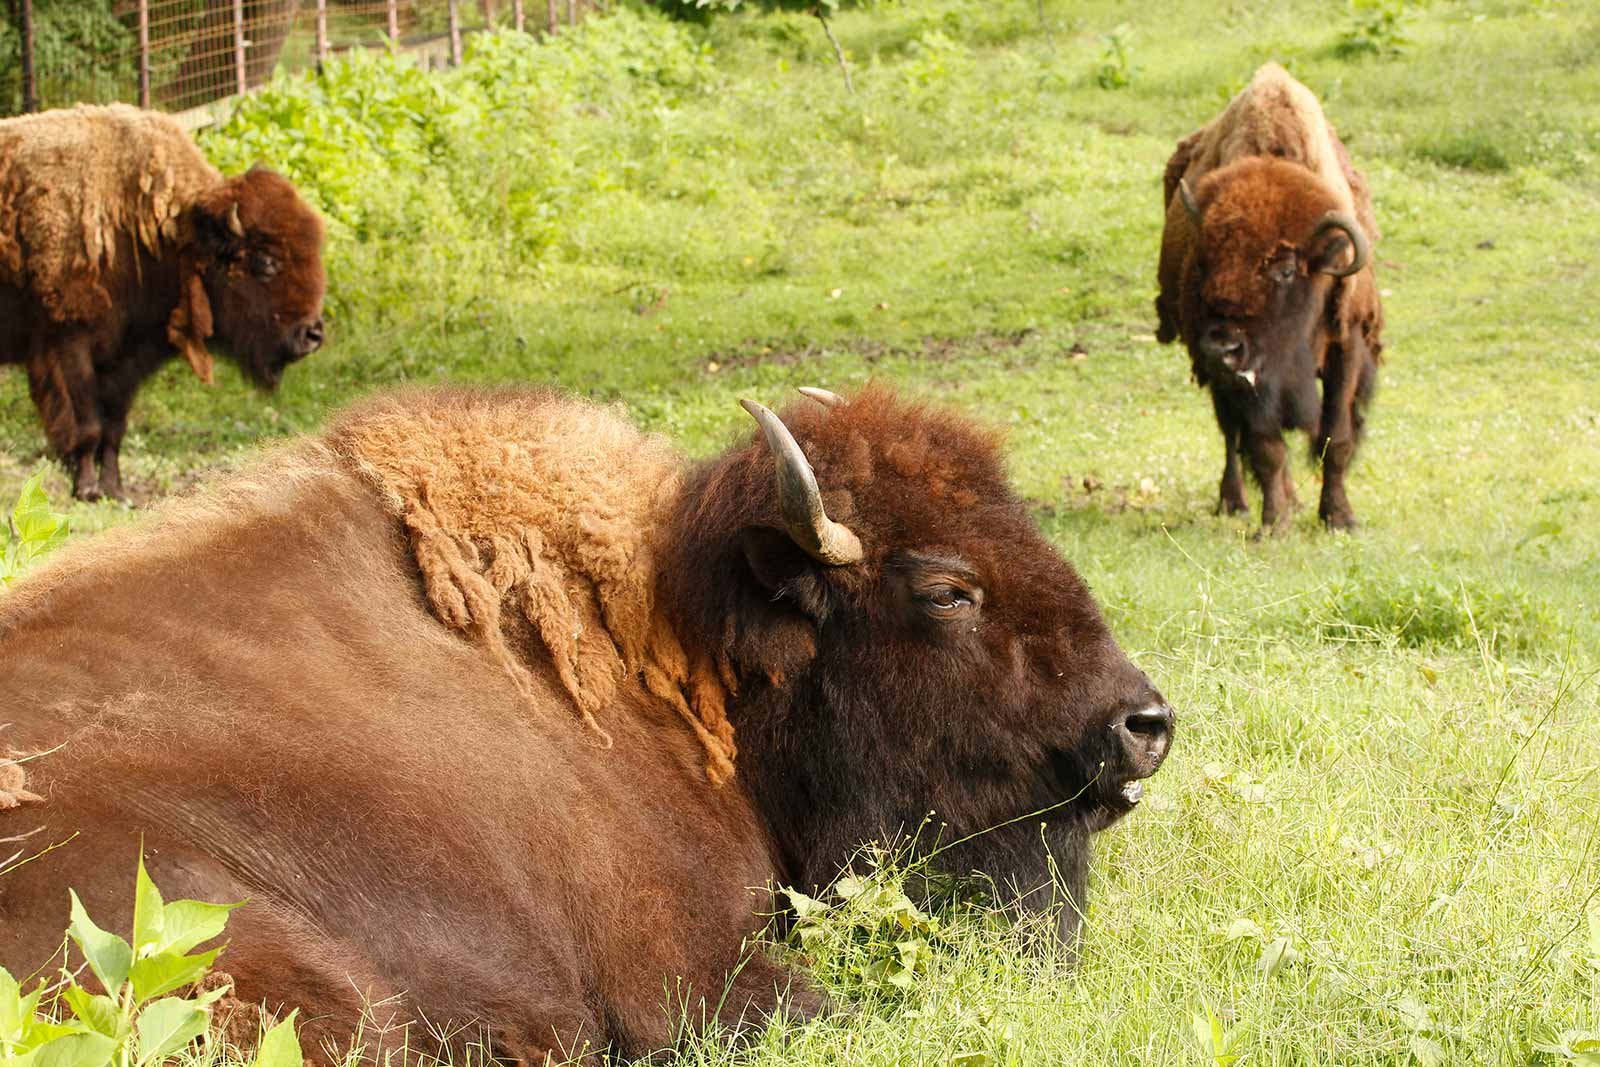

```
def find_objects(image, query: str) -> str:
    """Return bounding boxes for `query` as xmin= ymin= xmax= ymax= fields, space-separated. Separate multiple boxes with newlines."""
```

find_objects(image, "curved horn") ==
xmin=225 ymin=202 xmax=245 ymax=239
xmin=739 ymin=399 xmax=864 ymax=566
xmin=1309 ymin=210 xmax=1370 ymax=278
xmin=797 ymin=386 xmax=847 ymax=408
xmin=1178 ymin=178 xmax=1201 ymax=224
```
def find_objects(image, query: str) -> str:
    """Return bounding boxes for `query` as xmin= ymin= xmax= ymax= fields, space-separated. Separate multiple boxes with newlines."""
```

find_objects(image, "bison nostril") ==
xmin=300 ymin=319 xmax=325 ymax=351
xmin=1115 ymin=704 xmax=1176 ymax=768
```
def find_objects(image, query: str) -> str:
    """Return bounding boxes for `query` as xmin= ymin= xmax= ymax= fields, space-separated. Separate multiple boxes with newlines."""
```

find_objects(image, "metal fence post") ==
xmin=448 ymin=0 xmax=462 ymax=64
xmin=138 ymin=0 xmax=151 ymax=107
xmin=546 ymin=0 xmax=557 ymax=35
xmin=233 ymin=0 xmax=248 ymax=96
xmin=512 ymin=0 xmax=524 ymax=32
xmin=18 ymin=0 xmax=37 ymax=113
xmin=315 ymin=0 xmax=329 ymax=67
xmin=387 ymin=0 xmax=400 ymax=46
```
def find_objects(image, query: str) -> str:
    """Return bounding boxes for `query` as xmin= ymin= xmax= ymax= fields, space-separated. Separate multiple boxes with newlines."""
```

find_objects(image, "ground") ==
xmin=1 ymin=0 xmax=1597 ymax=1063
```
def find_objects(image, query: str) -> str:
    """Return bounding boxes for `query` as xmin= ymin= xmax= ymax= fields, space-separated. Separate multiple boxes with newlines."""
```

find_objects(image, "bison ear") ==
xmin=740 ymin=526 xmax=831 ymax=622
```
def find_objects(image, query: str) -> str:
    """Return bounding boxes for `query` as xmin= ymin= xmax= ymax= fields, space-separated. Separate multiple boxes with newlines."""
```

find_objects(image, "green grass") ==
xmin=3 ymin=0 xmax=1599 ymax=1062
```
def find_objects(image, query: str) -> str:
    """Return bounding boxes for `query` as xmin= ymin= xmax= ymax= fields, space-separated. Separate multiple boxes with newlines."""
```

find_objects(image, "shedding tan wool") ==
xmin=329 ymin=388 xmax=738 ymax=784
xmin=0 ymin=756 xmax=44 ymax=809
xmin=0 ymin=104 xmax=221 ymax=379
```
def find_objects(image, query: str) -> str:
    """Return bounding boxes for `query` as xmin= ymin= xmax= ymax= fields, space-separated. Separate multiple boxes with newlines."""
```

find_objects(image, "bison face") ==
xmin=673 ymin=388 xmax=1175 ymax=946
xmin=194 ymin=167 xmax=327 ymax=389
xmin=1180 ymin=158 xmax=1369 ymax=391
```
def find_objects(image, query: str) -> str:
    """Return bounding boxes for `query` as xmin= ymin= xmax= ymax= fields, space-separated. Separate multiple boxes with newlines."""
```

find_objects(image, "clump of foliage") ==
xmin=203 ymin=8 xmax=717 ymax=315
xmin=782 ymin=850 xmax=942 ymax=999
xmin=0 ymin=472 xmax=67 ymax=588
xmin=1093 ymin=23 xmax=1137 ymax=89
xmin=1334 ymin=0 xmax=1412 ymax=59
xmin=0 ymin=854 xmax=302 ymax=1067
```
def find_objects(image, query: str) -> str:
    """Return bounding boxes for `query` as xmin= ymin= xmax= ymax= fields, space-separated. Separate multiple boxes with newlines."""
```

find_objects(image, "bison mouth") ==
xmin=1047 ymin=747 xmax=1150 ymax=833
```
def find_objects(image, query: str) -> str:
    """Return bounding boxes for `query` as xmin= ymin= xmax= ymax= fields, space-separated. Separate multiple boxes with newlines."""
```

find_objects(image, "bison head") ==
xmin=192 ymin=166 xmax=327 ymax=389
xmin=1178 ymin=157 xmax=1369 ymax=391
xmin=660 ymin=387 xmax=1175 ymax=947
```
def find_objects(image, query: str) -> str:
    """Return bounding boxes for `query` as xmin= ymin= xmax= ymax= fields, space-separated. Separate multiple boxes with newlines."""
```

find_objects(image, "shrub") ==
xmin=0 ymin=472 xmax=68 ymax=589
xmin=0 ymin=854 xmax=302 ymax=1067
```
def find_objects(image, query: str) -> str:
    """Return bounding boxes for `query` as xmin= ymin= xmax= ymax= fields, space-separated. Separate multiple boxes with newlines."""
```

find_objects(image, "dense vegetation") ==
xmin=1 ymin=0 xmax=1597 ymax=1062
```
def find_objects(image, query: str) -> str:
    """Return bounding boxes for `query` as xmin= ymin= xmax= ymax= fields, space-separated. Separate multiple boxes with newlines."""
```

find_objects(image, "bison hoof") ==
xmin=1217 ymin=497 xmax=1249 ymax=517
xmin=73 ymin=485 xmax=103 ymax=503
xmin=1321 ymin=511 xmax=1359 ymax=531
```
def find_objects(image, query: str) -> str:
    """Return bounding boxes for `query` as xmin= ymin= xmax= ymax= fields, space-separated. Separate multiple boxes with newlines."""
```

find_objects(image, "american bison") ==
xmin=1156 ymin=63 xmax=1384 ymax=530
xmin=0 ymin=385 xmax=1175 ymax=1062
xmin=0 ymin=104 xmax=327 ymax=502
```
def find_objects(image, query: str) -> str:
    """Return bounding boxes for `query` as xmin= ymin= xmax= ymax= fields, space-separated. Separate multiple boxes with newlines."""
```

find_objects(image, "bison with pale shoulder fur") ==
xmin=1156 ymin=63 xmax=1385 ymax=530
xmin=0 ymin=104 xmax=326 ymax=501
xmin=0 ymin=384 xmax=1174 ymax=1063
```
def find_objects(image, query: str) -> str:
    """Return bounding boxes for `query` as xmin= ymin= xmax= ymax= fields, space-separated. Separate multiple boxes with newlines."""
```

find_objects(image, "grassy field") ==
xmin=3 ymin=0 xmax=1599 ymax=1062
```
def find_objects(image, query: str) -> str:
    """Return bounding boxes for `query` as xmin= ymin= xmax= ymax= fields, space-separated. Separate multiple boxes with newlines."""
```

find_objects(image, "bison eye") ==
xmin=922 ymin=587 xmax=974 ymax=615
xmin=251 ymin=252 xmax=281 ymax=280
xmin=1270 ymin=260 xmax=1297 ymax=285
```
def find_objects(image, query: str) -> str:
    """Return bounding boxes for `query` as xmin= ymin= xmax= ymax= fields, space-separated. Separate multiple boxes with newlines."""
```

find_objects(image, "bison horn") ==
xmin=797 ymin=386 xmax=847 ymax=408
xmin=1309 ymin=210 xmax=1370 ymax=278
xmin=225 ymin=202 xmax=245 ymax=238
xmin=740 ymin=399 xmax=864 ymax=566
xmin=1178 ymin=178 xmax=1201 ymax=224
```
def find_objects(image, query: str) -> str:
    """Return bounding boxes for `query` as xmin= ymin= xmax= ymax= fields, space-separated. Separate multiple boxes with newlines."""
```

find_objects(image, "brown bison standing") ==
xmin=0 ymin=385 xmax=1175 ymax=1063
xmin=1156 ymin=64 xmax=1384 ymax=530
xmin=0 ymin=104 xmax=327 ymax=501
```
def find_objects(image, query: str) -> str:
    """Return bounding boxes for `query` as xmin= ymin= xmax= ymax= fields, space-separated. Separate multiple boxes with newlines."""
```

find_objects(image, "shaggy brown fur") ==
xmin=0 ymin=104 xmax=326 ymax=501
xmin=329 ymin=388 xmax=737 ymax=783
xmin=0 ymin=384 xmax=1173 ymax=1063
xmin=1153 ymin=63 xmax=1385 ymax=530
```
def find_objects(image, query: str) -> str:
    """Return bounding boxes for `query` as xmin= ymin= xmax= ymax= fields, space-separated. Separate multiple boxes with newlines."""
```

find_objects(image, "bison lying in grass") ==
xmin=1156 ymin=64 xmax=1385 ymax=530
xmin=0 ymin=104 xmax=326 ymax=502
xmin=0 ymin=385 xmax=1174 ymax=1062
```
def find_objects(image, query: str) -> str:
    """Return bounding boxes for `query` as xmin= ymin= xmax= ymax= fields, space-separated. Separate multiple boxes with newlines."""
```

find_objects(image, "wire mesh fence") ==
xmin=1 ymin=0 xmax=596 ymax=119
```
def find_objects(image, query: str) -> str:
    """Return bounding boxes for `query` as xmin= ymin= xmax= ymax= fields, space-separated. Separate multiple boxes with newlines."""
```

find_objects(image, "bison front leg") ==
xmin=24 ymin=337 xmax=102 ymax=500
xmin=1209 ymin=392 xmax=1249 ymax=516
xmin=1245 ymin=431 xmax=1293 ymax=532
xmin=1315 ymin=343 xmax=1372 ymax=530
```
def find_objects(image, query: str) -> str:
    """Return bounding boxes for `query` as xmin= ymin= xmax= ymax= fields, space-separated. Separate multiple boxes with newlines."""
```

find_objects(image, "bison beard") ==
xmin=1155 ymin=64 xmax=1385 ymax=531
xmin=0 ymin=385 xmax=1173 ymax=1063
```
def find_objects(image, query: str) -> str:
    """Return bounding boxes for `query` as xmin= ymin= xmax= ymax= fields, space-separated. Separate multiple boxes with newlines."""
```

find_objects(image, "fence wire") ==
xmin=1 ymin=0 xmax=592 ymax=119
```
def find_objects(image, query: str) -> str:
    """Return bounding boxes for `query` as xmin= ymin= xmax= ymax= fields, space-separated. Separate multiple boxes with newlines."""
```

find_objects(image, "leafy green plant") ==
xmin=782 ymin=849 xmax=940 ymax=998
xmin=1093 ymin=24 xmax=1137 ymax=89
xmin=0 ymin=854 xmax=300 ymax=1067
xmin=0 ymin=472 xmax=68 ymax=588
xmin=1335 ymin=0 xmax=1412 ymax=59
xmin=0 ymin=0 xmax=135 ymax=114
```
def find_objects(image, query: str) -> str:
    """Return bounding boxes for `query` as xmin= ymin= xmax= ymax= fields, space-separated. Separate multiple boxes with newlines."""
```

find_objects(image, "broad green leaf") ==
xmin=1256 ymin=936 xmax=1299 ymax=978
xmin=129 ymin=949 xmax=218 ymax=1003
xmin=1411 ymin=1035 xmax=1446 ymax=1067
xmin=1224 ymin=918 xmax=1264 ymax=942
xmin=248 ymin=1011 xmax=302 ymax=1067
xmin=949 ymin=1054 xmax=991 ymax=1067
xmin=1 ymin=967 xmax=29 ymax=1042
xmin=31 ymin=1032 xmax=117 ymax=1067
xmin=781 ymin=888 xmax=826 ymax=920
xmin=834 ymin=874 xmax=866 ymax=901
xmin=1395 ymin=997 xmax=1432 ymax=1034
xmin=59 ymin=988 xmax=122 ymax=1040
xmin=133 ymin=999 xmax=208 ymax=1066
xmin=152 ymin=900 xmax=239 ymax=957
xmin=132 ymin=855 xmax=166 ymax=959
xmin=1587 ymin=908 xmax=1600 ymax=959
xmin=66 ymin=893 xmax=131 ymax=996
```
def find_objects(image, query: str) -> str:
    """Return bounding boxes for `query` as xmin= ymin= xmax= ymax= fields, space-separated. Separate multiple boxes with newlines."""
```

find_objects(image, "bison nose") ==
xmin=1200 ymin=325 xmax=1244 ymax=365
xmin=1111 ymin=703 xmax=1175 ymax=779
xmin=296 ymin=318 xmax=325 ymax=356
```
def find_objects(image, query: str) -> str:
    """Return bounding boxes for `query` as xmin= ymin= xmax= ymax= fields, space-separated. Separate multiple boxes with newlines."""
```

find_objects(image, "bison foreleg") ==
xmin=24 ymin=336 xmax=102 ymax=501
xmin=1209 ymin=393 xmax=1250 ymax=517
xmin=1245 ymin=432 xmax=1293 ymax=532
xmin=1315 ymin=343 xmax=1371 ymax=530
